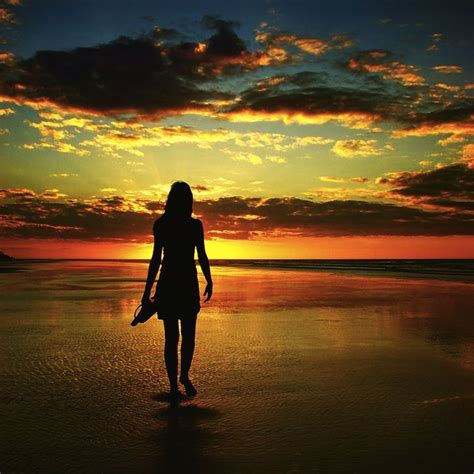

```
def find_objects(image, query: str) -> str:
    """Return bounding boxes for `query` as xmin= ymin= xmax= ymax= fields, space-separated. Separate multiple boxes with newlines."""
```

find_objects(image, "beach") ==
xmin=1 ymin=260 xmax=474 ymax=473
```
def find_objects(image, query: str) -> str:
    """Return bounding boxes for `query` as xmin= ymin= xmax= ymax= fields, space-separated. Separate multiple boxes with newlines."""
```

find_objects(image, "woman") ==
xmin=142 ymin=181 xmax=213 ymax=398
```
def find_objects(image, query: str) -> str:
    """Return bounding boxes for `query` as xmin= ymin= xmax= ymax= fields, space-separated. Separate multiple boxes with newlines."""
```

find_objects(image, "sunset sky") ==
xmin=0 ymin=0 xmax=473 ymax=258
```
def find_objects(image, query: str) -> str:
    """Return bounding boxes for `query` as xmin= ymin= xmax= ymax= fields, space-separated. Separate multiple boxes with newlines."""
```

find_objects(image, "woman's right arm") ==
xmin=142 ymin=234 xmax=163 ymax=304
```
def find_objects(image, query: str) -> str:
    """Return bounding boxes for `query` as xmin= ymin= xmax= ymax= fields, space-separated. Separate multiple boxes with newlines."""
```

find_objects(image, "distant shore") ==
xmin=0 ymin=251 xmax=15 ymax=261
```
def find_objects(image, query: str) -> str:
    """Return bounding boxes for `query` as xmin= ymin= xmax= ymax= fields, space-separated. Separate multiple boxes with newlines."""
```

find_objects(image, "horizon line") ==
xmin=3 ymin=257 xmax=474 ymax=262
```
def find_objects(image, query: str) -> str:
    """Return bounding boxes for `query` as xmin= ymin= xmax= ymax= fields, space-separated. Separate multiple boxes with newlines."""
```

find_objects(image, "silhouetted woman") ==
xmin=142 ymin=181 xmax=213 ymax=397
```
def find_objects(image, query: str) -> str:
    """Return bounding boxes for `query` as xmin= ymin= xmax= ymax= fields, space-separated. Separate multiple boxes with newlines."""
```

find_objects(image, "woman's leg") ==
xmin=163 ymin=318 xmax=180 ymax=392
xmin=179 ymin=314 xmax=197 ymax=395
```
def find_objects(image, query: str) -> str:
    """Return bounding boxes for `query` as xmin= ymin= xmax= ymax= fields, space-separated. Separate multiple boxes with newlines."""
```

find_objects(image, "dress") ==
xmin=152 ymin=215 xmax=201 ymax=320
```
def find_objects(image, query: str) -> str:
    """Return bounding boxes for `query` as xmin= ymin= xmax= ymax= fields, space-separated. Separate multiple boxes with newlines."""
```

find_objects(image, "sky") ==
xmin=0 ymin=0 xmax=473 ymax=259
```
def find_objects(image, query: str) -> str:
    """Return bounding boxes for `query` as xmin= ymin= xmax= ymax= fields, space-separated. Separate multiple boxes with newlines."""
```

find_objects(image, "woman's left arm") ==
xmin=142 ymin=237 xmax=162 ymax=304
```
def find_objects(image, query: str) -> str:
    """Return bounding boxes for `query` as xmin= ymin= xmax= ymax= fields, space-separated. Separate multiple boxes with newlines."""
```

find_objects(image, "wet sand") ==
xmin=1 ymin=260 xmax=474 ymax=473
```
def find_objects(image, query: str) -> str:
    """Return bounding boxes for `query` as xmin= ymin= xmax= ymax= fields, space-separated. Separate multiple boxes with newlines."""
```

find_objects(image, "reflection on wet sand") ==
xmin=150 ymin=394 xmax=220 ymax=472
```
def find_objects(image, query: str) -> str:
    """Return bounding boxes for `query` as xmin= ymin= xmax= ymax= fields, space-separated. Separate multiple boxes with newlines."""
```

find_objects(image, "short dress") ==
xmin=152 ymin=215 xmax=202 ymax=320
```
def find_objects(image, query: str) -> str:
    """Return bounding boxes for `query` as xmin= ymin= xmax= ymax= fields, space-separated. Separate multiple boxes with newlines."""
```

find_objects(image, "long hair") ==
xmin=163 ymin=181 xmax=193 ymax=218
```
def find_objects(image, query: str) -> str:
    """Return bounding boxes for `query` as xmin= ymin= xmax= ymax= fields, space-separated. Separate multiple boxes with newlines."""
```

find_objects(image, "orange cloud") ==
xmin=224 ymin=109 xmax=382 ymax=129
xmin=391 ymin=121 xmax=474 ymax=144
xmin=432 ymin=83 xmax=461 ymax=92
xmin=432 ymin=65 xmax=463 ymax=74
xmin=0 ymin=52 xmax=15 ymax=63
xmin=255 ymin=28 xmax=354 ymax=58
xmin=319 ymin=176 xmax=369 ymax=183
xmin=461 ymin=143 xmax=474 ymax=167
xmin=347 ymin=52 xmax=425 ymax=86
xmin=0 ymin=6 xmax=16 ymax=23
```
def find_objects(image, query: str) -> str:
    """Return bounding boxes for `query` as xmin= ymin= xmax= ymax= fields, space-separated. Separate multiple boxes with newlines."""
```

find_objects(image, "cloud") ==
xmin=224 ymin=68 xmax=471 ymax=140
xmin=40 ymin=188 xmax=68 ymax=200
xmin=391 ymin=120 xmax=474 ymax=144
xmin=165 ymin=15 xmax=293 ymax=77
xmin=427 ymin=33 xmax=442 ymax=52
xmin=377 ymin=162 xmax=474 ymax=210
xmin=0 ymin=33 xmax=232 ymax=119
xmin=255 ymin=25 xmax=355 ymax=57
xmin=2 ymin=188 xmax=474 ymax=242
xmin=23 ymin=141 xmax=90 ymax=156
xmin=24 ymin=114 xmax=336 ymax=157
xmin=432 ymin=83 xmax=461 ymax=92
xmin=28 ymin=121 xmax=73 ymax=140
xmin=319 ymin=176 xmax=368 ymax=183
xmin=49 ymin=173 xmax=79 ymax=178
xmin=196 ymin=196 xmax=474 ymax=238
xmin=223 ymin=72 xmax=402 ymax=128
xmin=0 ymin=14 xmax=470 ymax=151
xmin=461 ymin=143 xmax=474 ymax=165
xmin=256 ymin=31 xmax=330 ymax=56
xmin=0 ymin=52 xmax=15 ymax=64
xmin=223 ymin=149 xmax=263 ymax=165
xmin=0 ymin=107 xmax=14 ymax=116
xmin=432 ymin=65 xmax=463 ymax=74
xmin=344 ymin=49 xmax=425 ymax=86
xmin=1 ymin=17 xmax=320 ymax=119
xmin=331 ymin=139 xmax=386 ymax=158
xmin=0 ymin=6 xmax=15 ymax=23
xmin=266 ymin=155 xmax=286 ymax=164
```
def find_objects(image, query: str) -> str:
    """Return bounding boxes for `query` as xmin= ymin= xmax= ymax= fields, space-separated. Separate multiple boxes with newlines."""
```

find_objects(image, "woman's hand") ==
xmin=203 ymin=282 xmax=213 ymax=302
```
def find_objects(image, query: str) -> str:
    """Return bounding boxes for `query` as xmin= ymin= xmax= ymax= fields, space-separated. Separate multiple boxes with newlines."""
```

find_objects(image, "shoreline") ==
xmin=1 ymin=258 xmax=474 ymax=284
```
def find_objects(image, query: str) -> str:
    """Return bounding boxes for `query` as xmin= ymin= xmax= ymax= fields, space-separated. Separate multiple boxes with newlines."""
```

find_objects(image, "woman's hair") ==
xmin=164 ymin=181 xmax=193 ymax=218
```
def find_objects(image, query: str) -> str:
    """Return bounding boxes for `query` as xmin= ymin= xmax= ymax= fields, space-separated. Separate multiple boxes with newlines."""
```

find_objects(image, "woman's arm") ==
xmin=196 ymin=220 xmax=213 ymax=302
xmin=142 ymin=236 xmax=162 ymax=303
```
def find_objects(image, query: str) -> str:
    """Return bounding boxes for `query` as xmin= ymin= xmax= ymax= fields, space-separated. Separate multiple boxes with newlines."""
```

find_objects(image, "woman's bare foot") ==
xmin=179 ymin=376 xmax=197 ymax=396
xmin=169 ymin=385 xmax=182 ymax=398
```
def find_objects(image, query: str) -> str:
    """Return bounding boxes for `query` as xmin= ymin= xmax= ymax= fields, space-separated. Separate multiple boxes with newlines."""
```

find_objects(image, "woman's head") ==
xmin=164 ymin=181 xmax=193 ymax=218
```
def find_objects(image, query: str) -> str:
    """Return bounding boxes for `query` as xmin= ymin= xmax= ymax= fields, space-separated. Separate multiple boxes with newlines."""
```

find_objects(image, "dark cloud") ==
xmin=1 ymin=18 xmax=470 ymax=129
xmin=201 ymin=16 xmax=240 ymax=32
xmin=405 ymin=101 xmax=474 ymax=126
xmin=0 ymin=16 xmax=294 ymax=118
xmin=225 ymin=72 xmax=414 ymax=124
xmin=1 ymin=189 xmax=473 ymax=242
xmin=0 ymin=34 xmax=233 ymax=118
xmin=380 ymin=162 xmax=474 ymax=210
xmin=224 ymin=65 xmax=474 ymax=132
xmin=201 ymin=15 xmax=245 ymax=57
xmin=192 ymin=185 xmax=210 ymax=192
xmin=0 ymin=14 xmax=270 ymax=118
xmin=0 ymin=190 xmax=154 ymax=240
xmin=196 ymin=197 xmax=474 ymax=238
